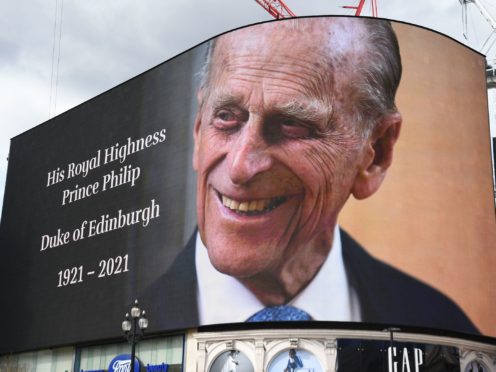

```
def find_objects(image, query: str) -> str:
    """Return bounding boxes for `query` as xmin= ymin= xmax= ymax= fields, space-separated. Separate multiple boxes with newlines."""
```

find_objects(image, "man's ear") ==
xmin=351 ymin=112 xmax=402 ymax=200
xmin=192 ymin=90 xmax=204 ymax=171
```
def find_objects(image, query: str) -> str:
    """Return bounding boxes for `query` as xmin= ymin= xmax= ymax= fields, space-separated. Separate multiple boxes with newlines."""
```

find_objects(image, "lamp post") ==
xmin=122 ymin=299 xmax=149 ymax=372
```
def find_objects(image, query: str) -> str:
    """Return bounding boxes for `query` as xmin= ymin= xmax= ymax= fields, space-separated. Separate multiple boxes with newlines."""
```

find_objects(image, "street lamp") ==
xmin=122 ymin=299 xmax=149 ymax=372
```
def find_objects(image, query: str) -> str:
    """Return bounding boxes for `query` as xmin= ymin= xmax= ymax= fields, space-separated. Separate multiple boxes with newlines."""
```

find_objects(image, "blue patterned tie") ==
xmin=246 ymin=305 xmax=312 ymax=322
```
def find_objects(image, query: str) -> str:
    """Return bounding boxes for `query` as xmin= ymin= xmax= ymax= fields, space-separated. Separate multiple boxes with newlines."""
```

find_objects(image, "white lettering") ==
xmin=102 ymin=165 xmax=140 ymax=191
xmin=414 ymin=348 xmax=423 ymax=372
xmin=67 ymin=151 xmax=101 ymax=180
xmin=61 ymin=181 xmax=100 ymax=205
xmin=112 ymin=360 xmax=131 ymax=372
xmin=401 ymin=347 xmax=411 ymax=372
xmin=388 ymin=347 xmax=398 ymax=372
xmin=40 ymin=229 xmax=70 ymax=251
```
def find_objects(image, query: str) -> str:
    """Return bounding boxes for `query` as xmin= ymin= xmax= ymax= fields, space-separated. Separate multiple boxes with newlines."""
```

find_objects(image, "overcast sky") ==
xmin=1 ymin=0 xmax=495 ymax=211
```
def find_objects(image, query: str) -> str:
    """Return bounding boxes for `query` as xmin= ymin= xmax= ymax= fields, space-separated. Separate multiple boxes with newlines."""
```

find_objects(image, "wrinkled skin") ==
xmin=193 ymin=19 xmax=401 ymax=305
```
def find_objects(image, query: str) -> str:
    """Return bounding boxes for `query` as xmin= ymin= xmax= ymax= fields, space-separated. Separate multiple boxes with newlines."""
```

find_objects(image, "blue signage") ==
xmin=146 ymin=363 xmax=168 ymax=372
xmin=108 ymin=354 xmax=141 ymax=372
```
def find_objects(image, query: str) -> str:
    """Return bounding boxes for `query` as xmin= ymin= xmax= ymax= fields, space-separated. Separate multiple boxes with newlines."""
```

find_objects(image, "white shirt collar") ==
xmin=195 ymin=224 xmax=361 ymax=324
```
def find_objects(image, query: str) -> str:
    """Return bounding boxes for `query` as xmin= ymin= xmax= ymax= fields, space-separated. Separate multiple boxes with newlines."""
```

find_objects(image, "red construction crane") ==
xmin=254 ymin=0 xmax=296 ymax=19
xmin=342 ymin=0 xmax=378 ymax=17
xmin=254 ymin=0 xmax=378 ymax=19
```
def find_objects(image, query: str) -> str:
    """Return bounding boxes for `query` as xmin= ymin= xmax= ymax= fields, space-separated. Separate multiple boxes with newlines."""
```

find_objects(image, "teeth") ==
xmin=222 ymin=195 xmax=230 ymax=208
xmin=256 ymin=200 xmax=265 ymax=210
xmin=221 ymin=194 xmax=284 ymax=214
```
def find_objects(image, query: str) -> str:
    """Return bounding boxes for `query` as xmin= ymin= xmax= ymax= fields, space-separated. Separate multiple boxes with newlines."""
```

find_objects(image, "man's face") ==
xmin=193 ymin=21 xmax=373 ymax=281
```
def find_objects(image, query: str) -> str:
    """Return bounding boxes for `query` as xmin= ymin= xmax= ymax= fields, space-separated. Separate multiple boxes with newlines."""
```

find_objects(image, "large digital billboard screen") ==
xmin=1 ymin=17 xmax=495 ymax=353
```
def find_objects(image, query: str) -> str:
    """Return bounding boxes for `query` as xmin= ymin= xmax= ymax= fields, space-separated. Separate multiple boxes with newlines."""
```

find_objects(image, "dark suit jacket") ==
xmin=143 ymin=229 xmax=478 ymax=334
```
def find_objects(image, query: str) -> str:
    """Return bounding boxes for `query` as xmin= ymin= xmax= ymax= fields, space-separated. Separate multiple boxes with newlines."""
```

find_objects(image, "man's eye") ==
xmin=280 ymin=119 xmax=311 ymax=138
xmin=213 ymin=110 xmax=239 ymax=130
xmin=218 ymin=110 xmax=234 ymax=121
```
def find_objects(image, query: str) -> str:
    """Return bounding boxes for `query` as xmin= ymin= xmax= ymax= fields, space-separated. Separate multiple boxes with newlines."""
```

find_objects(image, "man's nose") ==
xmin=228 ymin=123 xmax=273 ymax=185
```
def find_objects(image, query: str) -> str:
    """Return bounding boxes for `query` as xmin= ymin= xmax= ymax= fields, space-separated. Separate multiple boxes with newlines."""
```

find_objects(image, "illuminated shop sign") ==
xmin=108 ymin=355 xmax=142 ymax=372
xmin=337 ymin=339 xmax=460 ymax=372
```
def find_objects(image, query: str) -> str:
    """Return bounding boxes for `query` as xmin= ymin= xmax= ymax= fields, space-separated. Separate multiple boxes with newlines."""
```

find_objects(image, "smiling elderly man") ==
xmin=146 ymin=17 xmax=477 ymax=334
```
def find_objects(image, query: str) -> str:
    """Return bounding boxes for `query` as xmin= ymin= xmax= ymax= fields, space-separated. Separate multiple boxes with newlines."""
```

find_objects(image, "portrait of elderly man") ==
xmin=145 ymin=17 xmax=477 ymax=334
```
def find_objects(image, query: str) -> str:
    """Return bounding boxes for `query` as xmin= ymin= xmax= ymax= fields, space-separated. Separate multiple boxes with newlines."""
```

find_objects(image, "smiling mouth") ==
xmin=219 ymin=193 xmax=287 ymax=216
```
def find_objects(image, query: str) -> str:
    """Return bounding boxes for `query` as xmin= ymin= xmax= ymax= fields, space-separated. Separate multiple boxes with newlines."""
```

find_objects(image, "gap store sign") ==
xmin=337 ymin=339 xmax=461 ymax=372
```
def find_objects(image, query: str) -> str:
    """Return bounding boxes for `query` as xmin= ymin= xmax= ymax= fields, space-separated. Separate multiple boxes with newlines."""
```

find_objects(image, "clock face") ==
xmin=465 ymin=360 xmax=489 ymax=372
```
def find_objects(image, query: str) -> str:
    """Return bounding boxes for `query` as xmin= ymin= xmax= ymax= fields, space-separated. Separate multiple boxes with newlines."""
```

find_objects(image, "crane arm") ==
xmin=342 ymin=0 xmax=378 ymax=17
xmin=461 ymin=0 xmax=496 ymax=53
xmin=471 ymin=0 xmax=496 ymax=31
xmin=254 ymin=0 xmax=295 ymax=19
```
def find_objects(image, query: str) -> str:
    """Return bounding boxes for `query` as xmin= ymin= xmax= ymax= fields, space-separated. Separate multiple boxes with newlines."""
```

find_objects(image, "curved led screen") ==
xmin=0 ymin=17 xmax=494 ymax=353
